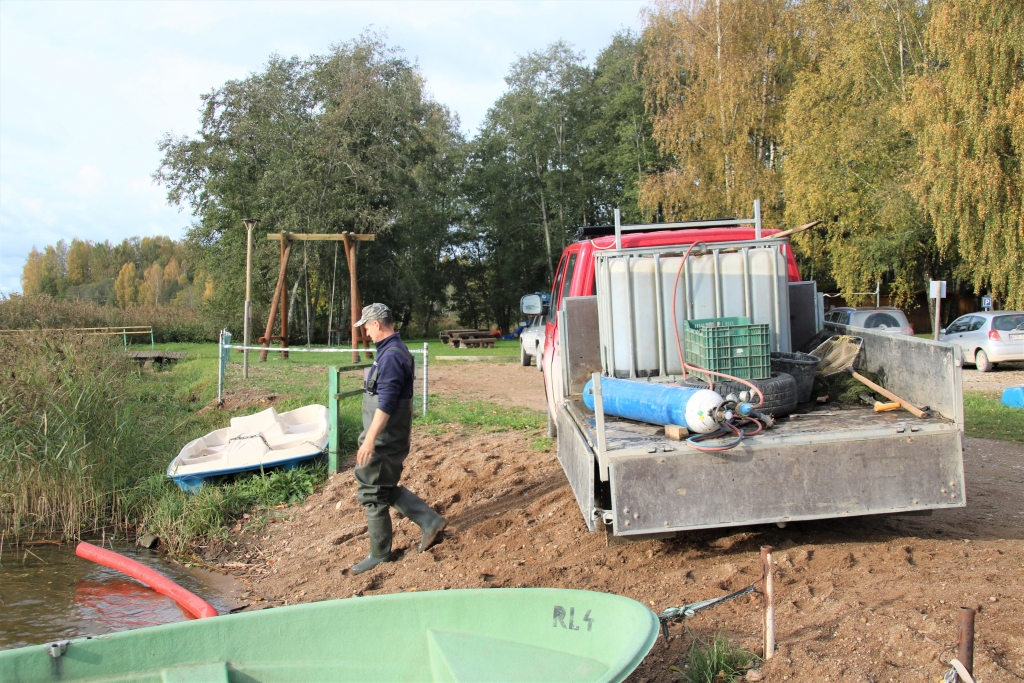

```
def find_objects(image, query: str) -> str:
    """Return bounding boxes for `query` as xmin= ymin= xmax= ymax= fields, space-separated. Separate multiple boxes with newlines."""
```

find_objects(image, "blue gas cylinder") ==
xmin=583 ymin=376 xmax=724 ymax=433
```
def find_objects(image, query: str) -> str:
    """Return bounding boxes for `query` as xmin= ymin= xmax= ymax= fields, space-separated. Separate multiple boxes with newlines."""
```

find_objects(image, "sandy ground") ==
xmin=962 ymin=361 xmax=1024 ymax=394
xmin=429 ymin=358 xmax=548 ymax=411
xmin=212 ymin=360 xmax=1024 ymax=682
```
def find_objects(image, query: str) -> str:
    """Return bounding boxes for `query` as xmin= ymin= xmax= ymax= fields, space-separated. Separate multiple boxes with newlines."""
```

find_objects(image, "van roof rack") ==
xmin=577 ymin=218 xmax=745 ymax=240
xmin=577 ymin=201 xmax=766 ymax=248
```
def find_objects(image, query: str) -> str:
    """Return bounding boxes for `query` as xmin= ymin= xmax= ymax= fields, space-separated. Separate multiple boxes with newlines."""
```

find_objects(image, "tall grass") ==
xmin=0 ymin=333 xmax=360 ymax=551
xmin=0 ymin=334 xmax=168 ymax=540
xmin=0 ymin=293 xmax=216 ymax=343
xmin=672 ymin=630 xmax=759 ymax=683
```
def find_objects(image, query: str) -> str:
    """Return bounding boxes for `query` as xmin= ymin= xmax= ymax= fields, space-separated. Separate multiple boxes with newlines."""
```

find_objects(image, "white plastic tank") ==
xmin=596 ymin=242 xmax=791 ymax=379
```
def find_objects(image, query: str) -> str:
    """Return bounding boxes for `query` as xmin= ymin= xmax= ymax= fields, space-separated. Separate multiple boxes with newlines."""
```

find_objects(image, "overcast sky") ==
xmin=0 ymin=0 xmax=647 ymax=294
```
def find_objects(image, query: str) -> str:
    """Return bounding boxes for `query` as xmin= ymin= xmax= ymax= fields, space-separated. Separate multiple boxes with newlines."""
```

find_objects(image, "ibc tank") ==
xmin=595 ymin=243 xmax=791 ymax=379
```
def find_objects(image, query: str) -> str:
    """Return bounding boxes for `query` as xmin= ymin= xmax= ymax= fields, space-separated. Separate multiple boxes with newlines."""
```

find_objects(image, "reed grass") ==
xmin=0 ymin=293 xmax=216 ymax=343
xmin=0 ymin=333 xmax=167 ymax=541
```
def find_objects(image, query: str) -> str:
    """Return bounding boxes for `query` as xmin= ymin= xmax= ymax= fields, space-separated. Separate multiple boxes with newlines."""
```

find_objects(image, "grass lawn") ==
xmin=963 ymin=391 xmax=1024 ymax=443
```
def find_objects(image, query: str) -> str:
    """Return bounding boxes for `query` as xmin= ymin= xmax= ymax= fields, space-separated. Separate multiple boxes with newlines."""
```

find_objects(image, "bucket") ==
xmin=770 ymin=351 xmax=820 ymax=403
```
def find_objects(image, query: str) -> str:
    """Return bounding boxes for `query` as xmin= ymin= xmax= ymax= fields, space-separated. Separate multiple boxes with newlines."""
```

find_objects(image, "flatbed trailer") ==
xmin=533 ymin=210 xmax=966 ymax=538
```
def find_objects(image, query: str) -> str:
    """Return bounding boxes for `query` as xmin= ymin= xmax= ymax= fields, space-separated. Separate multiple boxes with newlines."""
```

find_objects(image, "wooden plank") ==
xmin=266 ymin=232 xmax=375 ymax=242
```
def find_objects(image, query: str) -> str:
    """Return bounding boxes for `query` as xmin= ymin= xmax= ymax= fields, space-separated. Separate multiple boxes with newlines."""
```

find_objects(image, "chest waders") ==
xmin=351 ymin=346 xmax=446 ymax=575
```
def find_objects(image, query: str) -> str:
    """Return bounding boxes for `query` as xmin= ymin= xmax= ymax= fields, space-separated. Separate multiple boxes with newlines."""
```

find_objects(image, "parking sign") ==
xmin=982 ymin=295 xmax=993 ymax=310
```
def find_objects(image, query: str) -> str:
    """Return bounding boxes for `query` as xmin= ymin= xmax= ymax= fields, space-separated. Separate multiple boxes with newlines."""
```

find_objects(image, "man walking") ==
xmin=350 ymin=303 xmax=446 ymax=575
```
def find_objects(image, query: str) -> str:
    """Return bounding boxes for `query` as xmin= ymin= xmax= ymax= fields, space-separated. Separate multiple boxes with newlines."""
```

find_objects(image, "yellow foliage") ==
xmin=114 ymin=262 xmax=139 ymax=308
xmin=21 ymin=248 xmax=44 ymax=295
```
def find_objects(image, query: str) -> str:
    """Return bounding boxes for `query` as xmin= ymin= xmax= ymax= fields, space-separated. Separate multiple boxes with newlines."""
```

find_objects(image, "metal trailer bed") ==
xmin=554 ymin=296 xmax=966 ymax=537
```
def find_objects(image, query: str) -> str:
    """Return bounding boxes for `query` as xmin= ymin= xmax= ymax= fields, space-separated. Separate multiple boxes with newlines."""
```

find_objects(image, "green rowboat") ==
xmin=0 ymin=588 xmax=659 ymax=682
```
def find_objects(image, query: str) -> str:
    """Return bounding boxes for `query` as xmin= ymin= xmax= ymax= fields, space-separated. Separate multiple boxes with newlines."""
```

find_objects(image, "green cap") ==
xmin=354 ymin=303 xmax=391 ymax=327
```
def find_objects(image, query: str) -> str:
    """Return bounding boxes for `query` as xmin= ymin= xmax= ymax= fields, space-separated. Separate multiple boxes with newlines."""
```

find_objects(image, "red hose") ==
xmin=76 ymin=542 xmax=218 ymax=619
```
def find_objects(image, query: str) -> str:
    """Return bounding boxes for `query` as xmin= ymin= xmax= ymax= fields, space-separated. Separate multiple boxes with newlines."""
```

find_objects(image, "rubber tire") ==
xmin=521 ymin=342 xmax=531 ymax=366
xmin=680 ymin=371 xmax=799 ymax=417
xmin=547 ymin=411 xmax=558 ymax=438
xmin=975 ymin=349 xmax=994 ymax=372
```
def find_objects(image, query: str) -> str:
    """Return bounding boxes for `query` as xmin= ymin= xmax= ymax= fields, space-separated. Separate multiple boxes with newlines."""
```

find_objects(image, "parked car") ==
xmin=519 ymin=314 xmax=545 ymax=367
xmin=824 ymin=306 xmax=914 ymax=335
xmin=516 ymin=294 xmax=548 ymax=368
xmin=939 ymin=311 xmax=1024 ymax=372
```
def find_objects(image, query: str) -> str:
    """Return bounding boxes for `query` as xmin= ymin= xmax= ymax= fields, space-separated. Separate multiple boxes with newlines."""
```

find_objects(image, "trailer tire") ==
xmin=680 ymin=371 xmax=799 ymax=417
xmin=547 ymin=411 xmax=558 ymax=438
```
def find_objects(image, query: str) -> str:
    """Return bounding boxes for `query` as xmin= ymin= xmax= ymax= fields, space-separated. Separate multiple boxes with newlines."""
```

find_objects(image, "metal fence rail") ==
xmin=216 ymin=335 xmax=430 ymax=470
xmin=0 ymin=326 xmax=155 ymax=349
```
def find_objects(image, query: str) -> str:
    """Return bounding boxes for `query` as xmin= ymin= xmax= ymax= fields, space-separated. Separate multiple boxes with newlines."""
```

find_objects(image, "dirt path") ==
xmin=215 ymin=363 xmax=1024 ymax=682
xmin=963 ymin=360 xmax=1024 ymax=394
xmin=430 ymin=358 xmax=547 ymax=411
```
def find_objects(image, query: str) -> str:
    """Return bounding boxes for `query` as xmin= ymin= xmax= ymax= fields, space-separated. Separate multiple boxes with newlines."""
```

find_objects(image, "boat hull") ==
xmin=0 ymin=588 xmax=658 ymax=683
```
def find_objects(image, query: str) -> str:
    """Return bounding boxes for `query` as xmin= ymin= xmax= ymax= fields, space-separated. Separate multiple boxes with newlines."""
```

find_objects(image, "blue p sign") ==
xmin=982 ymin=296 xmax=993 ymax=310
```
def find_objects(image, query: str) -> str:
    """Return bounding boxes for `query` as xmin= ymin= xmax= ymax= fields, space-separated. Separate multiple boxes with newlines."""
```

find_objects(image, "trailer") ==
xmin=530 ymin=207 xmax=965 ymax=539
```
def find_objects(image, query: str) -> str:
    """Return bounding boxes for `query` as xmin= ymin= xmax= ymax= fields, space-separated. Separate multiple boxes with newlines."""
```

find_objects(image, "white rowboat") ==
xmin=167 ymin=405 xmax=329 ymax=493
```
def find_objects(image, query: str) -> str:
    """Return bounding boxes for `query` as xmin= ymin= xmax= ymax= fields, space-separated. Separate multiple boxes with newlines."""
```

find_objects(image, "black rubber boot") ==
xmin=350 ymin=510 xmax=394 ymax=575
xmin=393 ymin=487 xmax=447 ymax=551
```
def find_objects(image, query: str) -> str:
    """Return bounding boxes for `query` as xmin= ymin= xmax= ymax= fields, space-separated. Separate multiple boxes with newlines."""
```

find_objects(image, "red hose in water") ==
xmin=76 ymin=542 xmax=218 ymax=619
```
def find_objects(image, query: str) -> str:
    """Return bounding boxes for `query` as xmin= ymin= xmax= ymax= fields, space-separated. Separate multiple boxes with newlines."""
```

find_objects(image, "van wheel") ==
xmin=520 ymin=343 xmax=531 ymax=366
xmin=975 ymin=349 xmax=994 ymax=372
xmin=547 ymin=411 xmax=558 ymax=438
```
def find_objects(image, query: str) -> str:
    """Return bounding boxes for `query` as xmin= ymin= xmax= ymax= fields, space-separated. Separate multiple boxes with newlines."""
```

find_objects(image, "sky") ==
xmin=0 ymin=0 xmax=647 ymax=294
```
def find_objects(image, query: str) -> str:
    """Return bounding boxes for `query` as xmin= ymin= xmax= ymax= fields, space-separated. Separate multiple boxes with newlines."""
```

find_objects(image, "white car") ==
xmin=519 ymin=314 xmax=545 ymax=368
xmin=824 ymin=306 xmax=915 ymax=335
xmin=939 ymin=311 xmax=1024 ymax=372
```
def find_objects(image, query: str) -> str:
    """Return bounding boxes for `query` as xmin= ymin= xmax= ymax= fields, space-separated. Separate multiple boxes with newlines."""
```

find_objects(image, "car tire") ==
xmin=680 ymin=371 xmax=799 ymax=417
xmin=521 ymin=342 xmax=530 ymax=366
xmin=975 ymin=349 xmax=994 ymax=372
xmin=547 ymin=411 xmax=557 ymax=438
xmin=536 ymin=345 xmax=543 ymax=371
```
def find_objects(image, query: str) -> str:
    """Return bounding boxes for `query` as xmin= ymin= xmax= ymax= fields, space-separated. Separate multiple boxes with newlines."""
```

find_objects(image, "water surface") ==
xmin=0 ymin=543 xmax=236 ymax=650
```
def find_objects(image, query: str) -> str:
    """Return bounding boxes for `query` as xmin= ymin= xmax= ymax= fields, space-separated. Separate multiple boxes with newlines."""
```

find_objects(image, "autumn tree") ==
xmin=640 ymin=0 xmax=801 ymax=223
xmin=783 ymin=0 xmax=935 ymax=306
xmin=908 ymin=0 xmax=1024 ymax=309
xmin=114 ymin=262 xmax=139 ymax=308
xmin=66 ymin=239 xmax=92 ymax=285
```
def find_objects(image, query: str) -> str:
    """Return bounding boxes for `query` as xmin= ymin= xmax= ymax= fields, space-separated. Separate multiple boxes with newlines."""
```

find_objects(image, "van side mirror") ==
xmin=939 ymin=328 xmax=946 ymax=335
xmin=521 ymin=294 xmax=543 ymax=315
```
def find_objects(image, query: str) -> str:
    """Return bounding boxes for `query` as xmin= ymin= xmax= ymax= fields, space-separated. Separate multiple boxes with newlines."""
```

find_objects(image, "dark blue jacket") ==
xmin=367 ymin=333 xmax=414 ymax=416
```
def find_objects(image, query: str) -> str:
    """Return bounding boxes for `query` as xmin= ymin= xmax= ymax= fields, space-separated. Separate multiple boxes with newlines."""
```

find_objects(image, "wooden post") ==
xmin=328 ymin=366 xmax=339 ymax=474
xmin=280 ymin=235 xmax=289 ymax=359
xmin=761 ymin=545 xmax=775 ymax=659
xmin=957 ymin=607 xmax=975 ymax=679
xmin=259 ymin=237 xmax=292 ymax=362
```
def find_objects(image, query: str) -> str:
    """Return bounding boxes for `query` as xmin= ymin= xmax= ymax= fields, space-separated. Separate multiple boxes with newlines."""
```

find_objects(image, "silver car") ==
xmin=939 ymin=311 xmax=1024 ymax=372
xmin=519 ymin=314 xmax=545 ymax=368
xmin=824 ymin=306 xmax=915 ymax=335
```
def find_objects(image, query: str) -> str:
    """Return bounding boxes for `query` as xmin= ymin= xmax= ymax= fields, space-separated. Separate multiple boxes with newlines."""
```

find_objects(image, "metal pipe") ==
xmin=754 ymin=199 xmax=762 ymax=240
xmin=770 ymin=246 xmax=782 ymax=351
xmin=761 ymin=545 xmax=775 ymax=659
xmin=713 ymin=248 xmax=723 ymax=318
xmin=593 ymin=372 xmax=609 ymax=482
xmin=654 ymin=254 xmax=666 ymax=377
xmin=422 ymin=341 xmax=429 ymax=416
xmin=625 ymin=255 xmax=636 ymax=378
xmin=217 ymin=330 xmax=224 ymax=407
xmin=614 ymin=208 xmax=622 ymax=251
xmin=957 ymin=607 xmax=975 ymax=678
xmin=741 ymin=247 xmax=752 ymax=318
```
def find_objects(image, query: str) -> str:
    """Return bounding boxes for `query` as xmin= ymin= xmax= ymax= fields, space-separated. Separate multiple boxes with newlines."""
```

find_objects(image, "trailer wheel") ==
xmin=680 ymin=371 xmax=799 ymax=417
xmin=547 ymin=411 xmax=558 ymax=438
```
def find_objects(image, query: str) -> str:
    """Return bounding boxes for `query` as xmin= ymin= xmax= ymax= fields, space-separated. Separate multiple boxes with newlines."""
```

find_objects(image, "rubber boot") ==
xmin=393 ymin=487 xmax=447 ymax=551
xmin=350 ymin=510 xmax=394 ymax=575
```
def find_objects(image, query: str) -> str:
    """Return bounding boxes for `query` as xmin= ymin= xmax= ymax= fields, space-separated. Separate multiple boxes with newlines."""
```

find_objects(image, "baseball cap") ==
xmin=354 ymin=303 xmax=391 ymax=327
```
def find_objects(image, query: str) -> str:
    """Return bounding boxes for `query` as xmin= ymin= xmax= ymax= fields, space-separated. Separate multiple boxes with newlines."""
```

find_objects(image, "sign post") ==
xmin=930 ymin=280 xmax=947 ymax=340
xmin=981 ymin=295 xmax=993 ymax=311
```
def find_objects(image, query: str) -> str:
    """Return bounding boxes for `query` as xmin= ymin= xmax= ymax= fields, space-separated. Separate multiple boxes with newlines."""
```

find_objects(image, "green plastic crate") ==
xmin=683 ymin=316 xmax=771 ymax=381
